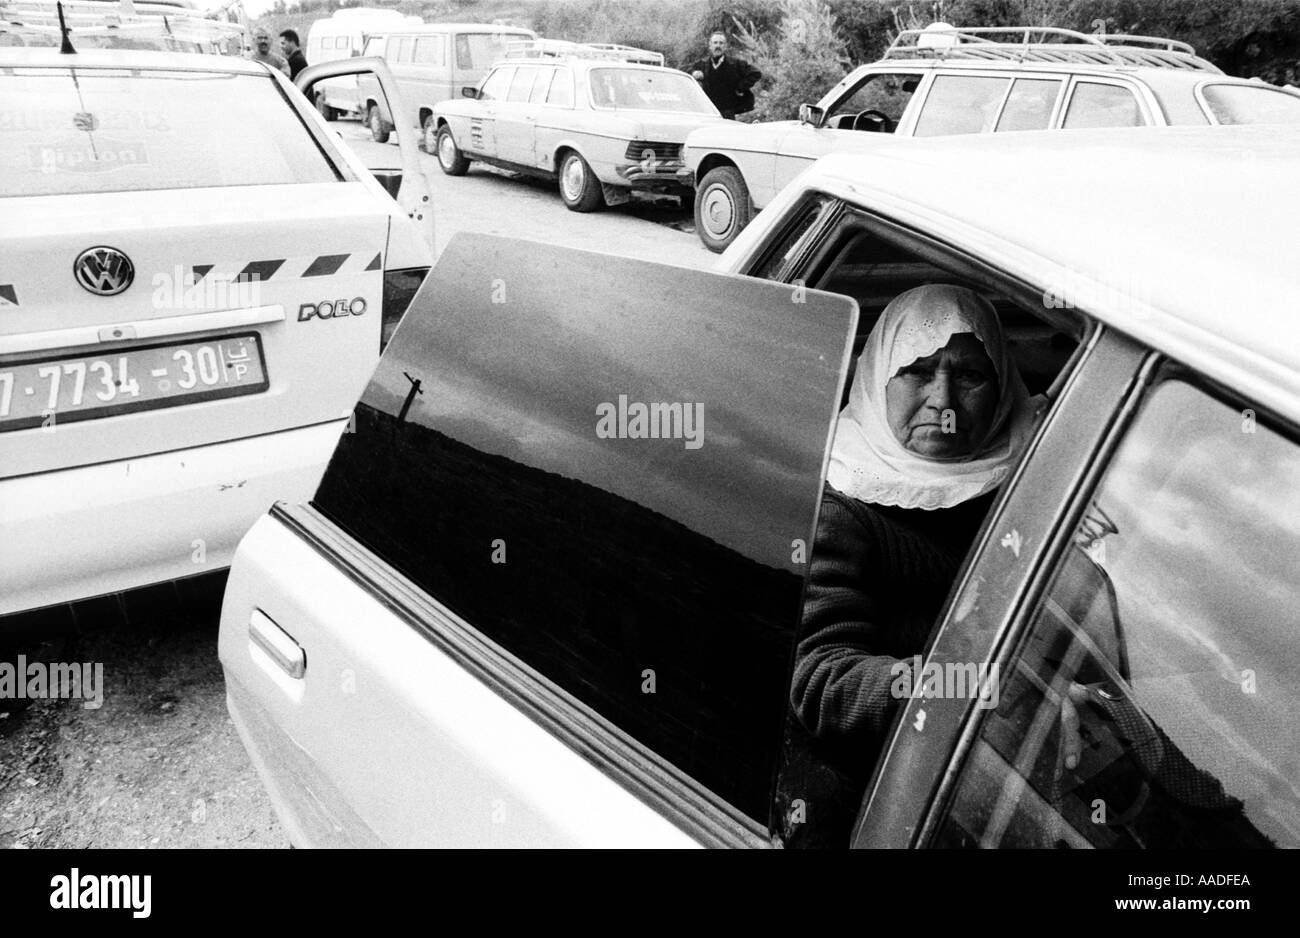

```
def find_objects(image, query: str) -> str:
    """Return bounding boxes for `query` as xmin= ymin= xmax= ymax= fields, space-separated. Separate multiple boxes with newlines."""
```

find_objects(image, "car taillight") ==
xmin=381 ymin=267 xmax=428 ymax=352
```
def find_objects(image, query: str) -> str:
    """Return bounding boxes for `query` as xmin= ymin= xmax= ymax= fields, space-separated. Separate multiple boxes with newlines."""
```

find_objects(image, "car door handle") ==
xmin=249 ymin=609 xmax=306 ymax=679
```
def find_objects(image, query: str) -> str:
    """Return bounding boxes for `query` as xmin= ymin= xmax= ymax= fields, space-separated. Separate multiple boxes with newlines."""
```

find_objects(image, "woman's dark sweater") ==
xmin=777 ymin=484 xmax=994 ymax=845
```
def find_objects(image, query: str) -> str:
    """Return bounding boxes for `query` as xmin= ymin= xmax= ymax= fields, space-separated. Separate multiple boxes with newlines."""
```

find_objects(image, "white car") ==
xmin=432 ymin=41 xmax=726 ymax=211
xmin=220 ymin=125 xmax=1300 ymax=848
xmin=685 ymin=25 xmax=1300 ymax=251
xmin=0 ymin=47 xmax=434 ymax=623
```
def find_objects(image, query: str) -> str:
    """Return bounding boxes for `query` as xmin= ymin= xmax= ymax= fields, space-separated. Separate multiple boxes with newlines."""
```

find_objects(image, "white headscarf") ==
xmin=827 ymin=284 xmax=1042 ymax=510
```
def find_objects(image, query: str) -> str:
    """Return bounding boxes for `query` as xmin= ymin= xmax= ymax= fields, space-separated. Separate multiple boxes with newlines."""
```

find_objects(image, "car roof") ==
xmin=368 ymin=23 xmax=534 ymax=35
xmin=0 ymin=47 xmax=272 ymax=74
xmin=805 ymin=125 xmax=1300 ymax=421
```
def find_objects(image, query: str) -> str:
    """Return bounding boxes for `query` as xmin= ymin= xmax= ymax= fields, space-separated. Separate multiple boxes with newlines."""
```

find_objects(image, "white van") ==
xmin=306 ymin=8 xmax=421 ymax=119
xmin=357 ymin=23 xmax=537 ymax=144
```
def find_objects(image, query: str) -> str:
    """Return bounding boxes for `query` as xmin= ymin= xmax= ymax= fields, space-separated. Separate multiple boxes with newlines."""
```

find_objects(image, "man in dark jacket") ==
xmin=279 ymin=29 xmax=308 ymax=80
xmin=688 ymin=31 xmax=762 ymax=119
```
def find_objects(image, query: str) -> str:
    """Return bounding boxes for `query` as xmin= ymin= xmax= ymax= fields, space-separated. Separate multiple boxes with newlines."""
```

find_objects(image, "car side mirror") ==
xmin=461 ymin=86 xmax=479 ymax=99
xmin=798 ymin=103 xmax=824 ymax=127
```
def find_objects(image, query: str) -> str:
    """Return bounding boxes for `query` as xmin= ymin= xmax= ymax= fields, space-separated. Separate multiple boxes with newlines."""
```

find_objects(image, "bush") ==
xmin=733 ymin=0 xmax=852 ymax=120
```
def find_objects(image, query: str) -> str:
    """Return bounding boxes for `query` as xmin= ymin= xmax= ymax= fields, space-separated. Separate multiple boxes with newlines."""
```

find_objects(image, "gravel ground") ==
xmin=0 ymin=591 xmax=283 ymax=849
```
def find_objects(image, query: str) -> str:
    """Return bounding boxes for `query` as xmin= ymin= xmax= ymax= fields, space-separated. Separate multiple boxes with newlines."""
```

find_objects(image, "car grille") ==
xmin=624 ymin=141 xmax=683 ymax=163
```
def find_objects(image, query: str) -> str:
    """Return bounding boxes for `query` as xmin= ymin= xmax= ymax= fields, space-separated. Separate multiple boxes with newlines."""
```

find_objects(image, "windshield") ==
xmin=1201 ymin=83 xmax=1300 ymax=124
xmin=1 ymin=68 xmax=340 ymax=197
xmin=588 ymin=67 xmax=719 ymax=114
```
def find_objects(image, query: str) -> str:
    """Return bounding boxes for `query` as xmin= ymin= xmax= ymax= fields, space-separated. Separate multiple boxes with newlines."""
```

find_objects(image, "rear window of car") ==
xmin=588 ymin=67 xmax=717 ymax=113
xmin=1200 ymin=83 xmax=1300 ymax=124
xmin=1 ymin=68 xmax=341 ymax=197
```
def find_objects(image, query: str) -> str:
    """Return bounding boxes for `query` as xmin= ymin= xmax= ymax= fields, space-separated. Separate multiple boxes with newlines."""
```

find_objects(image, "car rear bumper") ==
xmin=0 ymin=420 xmax=346 ymax=617
xmin=614 ymin=161 xmax=693 ymax=189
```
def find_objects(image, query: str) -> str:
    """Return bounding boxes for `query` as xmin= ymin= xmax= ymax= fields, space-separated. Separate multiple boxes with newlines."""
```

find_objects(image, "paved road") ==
xmin=0 ymin=130 xmax=711 ymax=849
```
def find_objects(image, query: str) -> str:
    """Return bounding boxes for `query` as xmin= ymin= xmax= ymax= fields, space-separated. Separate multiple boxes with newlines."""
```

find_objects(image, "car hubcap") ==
xmin=701 ymin=184 xmax=735 ymax=238
xmin=561 ymin=158 xmax=584 ymax=201
xmin=438 ymin=132 xmax=455 ymax=166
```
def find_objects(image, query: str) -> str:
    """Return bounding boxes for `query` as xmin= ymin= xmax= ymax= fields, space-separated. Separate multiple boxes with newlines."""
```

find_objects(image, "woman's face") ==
xmin=885 ymin=333 xmax=998 ymax=458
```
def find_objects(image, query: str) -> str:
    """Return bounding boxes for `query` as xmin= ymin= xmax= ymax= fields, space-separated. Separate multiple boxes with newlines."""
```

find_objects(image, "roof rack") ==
xmin=0 ymin=0 xmax=248 ymax=52
xmin=885 ymin=25 xmax=1221 ymax=73
xmin=504 ymin=38 xmax=664 ymax=67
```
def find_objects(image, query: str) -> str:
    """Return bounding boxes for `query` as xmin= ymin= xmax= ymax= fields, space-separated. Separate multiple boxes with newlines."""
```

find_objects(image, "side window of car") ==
xmin=414 ymin=36 xmax=444 ymax=67
xmin=1062 ymin=81 xmax=1145 ymax=128
xmin=530 ymin=68 xmax=554 ymax=105
xmin=996 ymin=78 xmax=1063 ymax=132
xmin=914 ymin=75 xmax=1012 ymax=137
xmin=546 ymin=68 xmax=574 ymax=108
xmin=935 ymin=375 xmax=1300 ymax=848
xmin=334 ymin=36 xmax=349 ymax=51
xmin=478 ymin=66 xmax=513 ymax=102
xmin=507 ymin=66 xmax=537 ymax=103
xmin=825 ymin=72 xmax=921 ymax=130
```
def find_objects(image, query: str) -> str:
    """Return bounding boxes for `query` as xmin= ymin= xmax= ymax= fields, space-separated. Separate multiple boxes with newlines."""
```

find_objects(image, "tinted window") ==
xmin=1063 ymin=82 xmax=1144 ymax=128
xmin=826 ymin=72 xmax=919 ymax=129
xmin=1 ymin=70 xmax=339 ymax=197
xmin=507 ymin=66 xmax=537 ymax=103
xmin=996 ymin=78 xmax=1062 ymax=132
xmin=937 ymin=378 xmax=1300 ymax=847
xmin=313 ymin=234 xmax=858 ymax=822
xmin=413 ymin=36 xmax=444 ymax=66
xmin=529 ymin=68 xmax=553 ymax=105
xmin=545 ymin=68 xmax=573 ymax=107
xmin=478 ymin=66 xmax=512 ymax=102
xmin=1201 ymin=83 xmax=1300 ymax=124
xmin=914 ymin=75 xmax=1011 ymax=137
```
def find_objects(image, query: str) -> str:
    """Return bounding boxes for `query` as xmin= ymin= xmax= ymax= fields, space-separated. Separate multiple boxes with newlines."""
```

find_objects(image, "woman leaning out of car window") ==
xmin=778 ymin=283 xmax=1046 ymax=847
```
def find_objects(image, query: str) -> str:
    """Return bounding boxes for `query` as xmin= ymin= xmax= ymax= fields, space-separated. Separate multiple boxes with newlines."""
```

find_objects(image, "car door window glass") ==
xmin=996 ymin=78 xmax=1062 ymax=132
xmin=334 ymin=36 xmax=348 ymax=50
xmin=936 ymin=377 xmax=1300 ymax=848
xmin=546 ymin=69 xmax=574 ymax=108
xmin=529 ymin=68 xmax=554 ymax=105
xmin=414 ymin=36 xmax=444 ymax=67
xmin=478 ymin=66 xmax=513 ymax=102
xmin=1063 ymin=82 xmax=1144 ymax=128
xmin=825 ymin=72 xmax=919 ymax=131
xmin=914 ymin=75 xmax=1012 ymax=137
xmin=507 ymin=66 xmax=538 ymax=103
xmin=312 ymin=236 xmax=859 ymax=824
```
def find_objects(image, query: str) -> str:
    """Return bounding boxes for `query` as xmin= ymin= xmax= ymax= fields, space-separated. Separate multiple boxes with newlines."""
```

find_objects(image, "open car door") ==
xmin=218 ymin=234 xmax=857 ymax=847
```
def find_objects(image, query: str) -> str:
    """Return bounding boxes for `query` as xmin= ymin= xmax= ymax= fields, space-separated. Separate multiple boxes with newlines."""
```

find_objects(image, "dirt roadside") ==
xmin=0 ymin=595 xmax=283 ymax=849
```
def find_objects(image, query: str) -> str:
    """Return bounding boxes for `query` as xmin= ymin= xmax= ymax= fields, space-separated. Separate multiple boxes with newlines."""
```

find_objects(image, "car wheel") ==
xmin=436 ymin=124 xmax=470 ymax=176
xmin=557 ymin=151 xmax=603 ymax=212
xmin=367 ymin=104 xmax=390 ymax=144
xmin=315 ymin=93 xmax=339 ymax=122
xmin=694 ymin=165 xmax=753 ymax=253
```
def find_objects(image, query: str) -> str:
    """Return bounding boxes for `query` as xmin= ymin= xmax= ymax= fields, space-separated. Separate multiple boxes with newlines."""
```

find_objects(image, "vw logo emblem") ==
xmin=74 ymin=246 xmax=134 ymax=296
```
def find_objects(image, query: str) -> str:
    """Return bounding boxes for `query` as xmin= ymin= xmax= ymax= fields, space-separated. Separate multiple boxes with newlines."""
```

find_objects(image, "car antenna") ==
xmin=57 ymin=1 xmax=76 ymax=54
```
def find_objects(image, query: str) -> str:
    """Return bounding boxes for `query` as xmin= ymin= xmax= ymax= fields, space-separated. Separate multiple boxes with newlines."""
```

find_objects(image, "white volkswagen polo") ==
xmin=0 ymin=47 xmax=433 ymax=624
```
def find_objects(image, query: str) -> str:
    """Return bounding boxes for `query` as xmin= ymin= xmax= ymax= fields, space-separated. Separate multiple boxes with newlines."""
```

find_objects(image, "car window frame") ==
xmin=910 ymin=72 xmax=1016 ymax=137
xmin=478 ymin=65 xmax=514 ymax=103
xmin=505 ymin=64 xmax=539 ymax=104
xmin=545 ymin=66 xmax=575 ymax=109
xmin=1058 ymin=76 xmax=1153 ymax=129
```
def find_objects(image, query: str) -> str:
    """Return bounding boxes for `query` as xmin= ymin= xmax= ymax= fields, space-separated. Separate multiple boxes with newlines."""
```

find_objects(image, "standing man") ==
xmin=688 ymin=31 xmax=762 ymax=119
xmin=248 ymin=29 xmax=290 ymax=77
xmin=280 ymin=29 xmax=308 ymax=80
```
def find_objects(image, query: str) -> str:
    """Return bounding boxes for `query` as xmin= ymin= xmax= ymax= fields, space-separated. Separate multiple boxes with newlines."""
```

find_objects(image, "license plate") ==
xmin=0 ymin=334 xmax=268 ymax=432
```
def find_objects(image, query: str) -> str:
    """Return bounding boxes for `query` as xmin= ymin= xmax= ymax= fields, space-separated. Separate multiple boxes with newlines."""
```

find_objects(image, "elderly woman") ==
xmin=781 ymin=283 xmax=1042 ymax=845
